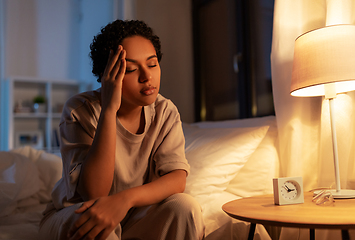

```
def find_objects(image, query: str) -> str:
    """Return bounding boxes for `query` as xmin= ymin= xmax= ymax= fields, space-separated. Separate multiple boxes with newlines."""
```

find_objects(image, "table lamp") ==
xmin=290 ymin=24 xmax=355 ymax=198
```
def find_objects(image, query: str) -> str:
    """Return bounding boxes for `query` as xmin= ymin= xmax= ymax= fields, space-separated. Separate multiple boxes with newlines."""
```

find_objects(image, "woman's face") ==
xmin=120 ymin=35 xmax=161 ymax=109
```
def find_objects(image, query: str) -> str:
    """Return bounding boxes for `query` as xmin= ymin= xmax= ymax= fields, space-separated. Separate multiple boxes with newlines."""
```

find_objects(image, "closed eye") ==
xmin=126 ymin=68 xmax=137 ymax=73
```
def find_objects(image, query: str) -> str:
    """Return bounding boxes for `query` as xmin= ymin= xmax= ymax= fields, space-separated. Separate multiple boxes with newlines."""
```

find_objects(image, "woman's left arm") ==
xmin=68 ymin=169 xmax=186 ymax=240
xmin=124 ymin=169 xmax=186 ymax=207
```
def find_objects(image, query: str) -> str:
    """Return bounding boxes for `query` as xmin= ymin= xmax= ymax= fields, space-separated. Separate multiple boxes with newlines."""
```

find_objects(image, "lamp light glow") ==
xmin=290 ymin=24 xmax=355 ymax=198
xmin=291 ymin=25 xmax=355 ymax=97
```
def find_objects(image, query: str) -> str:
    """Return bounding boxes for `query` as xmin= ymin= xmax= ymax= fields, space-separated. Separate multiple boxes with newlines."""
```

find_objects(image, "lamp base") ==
xmin=330 ymin=189 xmax=355 ymax=199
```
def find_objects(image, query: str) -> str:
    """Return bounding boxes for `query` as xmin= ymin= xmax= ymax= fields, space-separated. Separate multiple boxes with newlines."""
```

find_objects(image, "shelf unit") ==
xmin=1 ymin=76 xmax=90 ymax=154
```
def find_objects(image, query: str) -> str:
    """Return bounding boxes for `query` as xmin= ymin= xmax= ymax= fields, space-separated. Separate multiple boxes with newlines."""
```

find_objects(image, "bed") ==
xmin=0 ymin=115 xmax=279 ymax=240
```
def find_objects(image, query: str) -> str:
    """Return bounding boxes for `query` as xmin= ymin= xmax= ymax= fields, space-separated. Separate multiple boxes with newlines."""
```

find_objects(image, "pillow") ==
xmin=0 ymin=152 xmax=41 ymax=217
xmin=226 ymin=128 xmax=279 ymax=197
xmin=192 ymin=115 xmax=276 ymax=129
xmin=11 ymin=146 xmax=63 ymax=203
xmin=190 ymin=116 xmax=280 ymax=197
xmin=183 ymin=124 xmax=269 ymax=200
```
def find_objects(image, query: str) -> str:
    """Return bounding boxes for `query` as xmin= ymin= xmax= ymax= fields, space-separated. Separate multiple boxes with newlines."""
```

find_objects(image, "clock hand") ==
xmin=283 ymin=185 xmax=296 ymax=192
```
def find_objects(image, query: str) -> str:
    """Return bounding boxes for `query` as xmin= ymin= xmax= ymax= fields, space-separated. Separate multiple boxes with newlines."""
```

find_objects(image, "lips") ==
xmin=140 ymin=86 xmax=156 ymax=96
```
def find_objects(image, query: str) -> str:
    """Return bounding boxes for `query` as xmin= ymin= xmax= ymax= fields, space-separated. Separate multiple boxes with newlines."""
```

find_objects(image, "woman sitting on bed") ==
xmin=39 ymin=19 xmax=205 ymax=240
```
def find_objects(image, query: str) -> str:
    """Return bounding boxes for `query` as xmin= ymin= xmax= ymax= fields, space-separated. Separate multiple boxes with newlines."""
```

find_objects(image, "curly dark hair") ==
xmin=90 ymin=20 xmax=162 ymax=82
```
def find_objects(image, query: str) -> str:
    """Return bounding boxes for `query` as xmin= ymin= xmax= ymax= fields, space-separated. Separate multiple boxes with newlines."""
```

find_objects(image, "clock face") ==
xmin=273 ymin=177 xmax=304 ymax=205
xmin=280 ymin=181 xmax=298 ymax=200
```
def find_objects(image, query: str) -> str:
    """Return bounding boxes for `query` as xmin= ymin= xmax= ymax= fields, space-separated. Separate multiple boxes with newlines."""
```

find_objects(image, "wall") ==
xmin=78 ymin=0 xmax=116 ymax=90
xmin=0 ymin=0 xmax=4 ymax=148
xmin=0 ymin=0 xmax=116 ymax=149
xmin=2 ymin=0 xmax=114 ymax=83
xmin=135 ymin=0 xmax=195 ymax=122
xmin=4 ymin=0 xmax=39 ymax=77
xmin=0 ymin=0 xmax=195 ymax=123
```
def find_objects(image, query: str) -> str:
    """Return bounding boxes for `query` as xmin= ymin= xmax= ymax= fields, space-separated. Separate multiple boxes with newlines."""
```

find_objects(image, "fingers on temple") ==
xmin=102 ymin=49 xmax=115 ymax=78
xmin=111 ymin=48 xmax=126 ymax=79
xmin=103 ymin=45 xmax=125 ymax=79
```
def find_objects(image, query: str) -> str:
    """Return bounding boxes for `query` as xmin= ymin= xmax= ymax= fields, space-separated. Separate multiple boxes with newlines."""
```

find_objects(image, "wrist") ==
xmin=116 ymin=189 xmax=136 ymax=209
xmin=101 ymin=105 xmax=119 ymax=116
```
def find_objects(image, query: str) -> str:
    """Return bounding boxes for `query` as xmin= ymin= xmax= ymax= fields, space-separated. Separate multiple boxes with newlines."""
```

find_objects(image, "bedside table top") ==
xmin=222 ymin=192 xmax=355 ymax=229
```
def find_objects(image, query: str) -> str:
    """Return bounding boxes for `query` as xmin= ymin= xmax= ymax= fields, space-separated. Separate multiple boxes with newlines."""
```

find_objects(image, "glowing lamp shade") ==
xmin=291 ymin=25 xmax=355 ymax=98
xmin=290 ymin=24 xmax=355 ymax=198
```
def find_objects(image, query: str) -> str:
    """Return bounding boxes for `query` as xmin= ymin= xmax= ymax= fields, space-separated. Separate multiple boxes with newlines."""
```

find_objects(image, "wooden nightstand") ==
xmin=222 ymin=192 xmax=355 ymax=240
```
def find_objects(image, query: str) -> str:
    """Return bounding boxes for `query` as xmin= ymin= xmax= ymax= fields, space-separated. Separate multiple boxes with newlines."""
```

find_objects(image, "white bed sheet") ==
xmin=201 ymin=191 xmax=271 ymax=240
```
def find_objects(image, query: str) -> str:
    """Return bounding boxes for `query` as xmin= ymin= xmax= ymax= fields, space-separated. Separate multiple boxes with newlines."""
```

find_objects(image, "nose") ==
xmin=139 ymin=67 xmax=151 ymax=83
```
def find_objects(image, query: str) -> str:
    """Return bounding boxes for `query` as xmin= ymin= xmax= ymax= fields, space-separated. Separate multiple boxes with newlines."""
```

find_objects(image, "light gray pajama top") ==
xmin=49 ymin=89 xmax=190 ymax=211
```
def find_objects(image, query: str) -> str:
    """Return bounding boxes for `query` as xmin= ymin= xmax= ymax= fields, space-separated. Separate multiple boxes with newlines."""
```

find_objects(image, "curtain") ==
xmin=271 ymin=0 xmax=355 ymax=191
xmin=271 ymin=1 xmax=355 ymax=238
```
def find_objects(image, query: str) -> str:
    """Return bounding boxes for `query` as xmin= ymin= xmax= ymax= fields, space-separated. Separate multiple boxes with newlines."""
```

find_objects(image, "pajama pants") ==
xmin=38 ymin=193 xmax=205 ymax=240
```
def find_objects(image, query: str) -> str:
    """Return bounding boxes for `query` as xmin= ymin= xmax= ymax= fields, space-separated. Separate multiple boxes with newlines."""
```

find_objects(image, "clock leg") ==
xmin=248 ymin=223 xmax=256 ymax=240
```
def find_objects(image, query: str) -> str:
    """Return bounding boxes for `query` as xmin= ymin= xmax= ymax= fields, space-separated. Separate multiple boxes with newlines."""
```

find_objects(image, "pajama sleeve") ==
xmin=58 ymin=95 xmax=100 ymax=202
xmin=151 ymin=101 xmax=190 ymax=178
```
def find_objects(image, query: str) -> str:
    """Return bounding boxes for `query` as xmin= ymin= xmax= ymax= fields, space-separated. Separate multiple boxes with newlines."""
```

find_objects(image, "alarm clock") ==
xmin=273 ymin=177 xmax=304 ymax=205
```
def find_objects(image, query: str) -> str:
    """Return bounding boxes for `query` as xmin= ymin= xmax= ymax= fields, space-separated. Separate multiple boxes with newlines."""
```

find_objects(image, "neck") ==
xmin=117 ymin=105 xmax=142 ymax=118
xmin=117 ymin=106 xmax=145 ymax=134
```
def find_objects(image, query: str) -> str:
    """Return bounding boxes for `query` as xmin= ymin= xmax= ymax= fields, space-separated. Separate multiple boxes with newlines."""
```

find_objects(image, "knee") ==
xmin=164 ymin=193 xmax=203 ymax=219
xmin=163 ymin=193 xmax=205 ymax=239
xmin=39 ymin=204 xmax=81 ymax=240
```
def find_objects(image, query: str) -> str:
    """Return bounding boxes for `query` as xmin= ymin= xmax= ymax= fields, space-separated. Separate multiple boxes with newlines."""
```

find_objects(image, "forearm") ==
xmin=78 ymin=109 xmax=117 ymax=200
xmin=120 ymin=169 xmax=187 ymax=209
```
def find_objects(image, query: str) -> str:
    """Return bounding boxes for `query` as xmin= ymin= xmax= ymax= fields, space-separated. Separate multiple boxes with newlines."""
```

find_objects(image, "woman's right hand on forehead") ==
xmin=100 ymin=45 xmax=126 ymax=113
